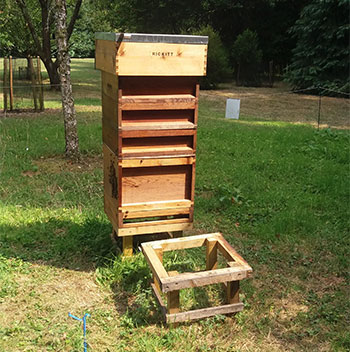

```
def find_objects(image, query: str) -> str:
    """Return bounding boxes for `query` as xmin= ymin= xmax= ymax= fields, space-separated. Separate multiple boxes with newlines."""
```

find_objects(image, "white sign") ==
xmin=225 ymin=99 xmax=240 ymax=119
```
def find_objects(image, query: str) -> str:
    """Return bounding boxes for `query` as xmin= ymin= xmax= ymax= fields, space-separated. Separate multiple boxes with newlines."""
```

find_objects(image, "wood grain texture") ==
xmin=95 ymin=39 xmax=117 ymax=75
xmin=166 ymin=303 xmax=244 ymax=323
xmin=118 ymin=222 xmax=192 ymax=236
xmin=116 ymin=42 xmax=207 ymax=76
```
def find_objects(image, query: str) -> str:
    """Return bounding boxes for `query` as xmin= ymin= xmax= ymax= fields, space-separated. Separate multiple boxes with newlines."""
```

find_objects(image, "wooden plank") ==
xmin=216 ymin=236 xmax=252 ymax=272
xmin=227 ymin=281 xmax=240 ymax=304
xmin=123 ymin=236 xmax=133 ymax=257
xmin=161 ymin=266 xmax=250 ymax=293
xmin=118 ymin=221 xmax=192 ymax=237
xmin=142 ymin=245 xmax=169 ymax=287
xmin=206 ymin=238 xmax=218 ymax=270
xmin=166 ymin=303 xmax=244 ymax=323
xmin=120 ymin=94 xmax=196 ymax=111
xmin=102 ymin=93 xmax=118 ymax=127
xmin=123 ymin=218 xmax=190 ymax=228
xmin=102 ymin=118 xmax=118 ymax=153
xmin=167 ymin=290 xmax=180 ymax=315
xmin=121 ymin=128 xmax=196 ymax=138
xmin=95 ymin=39 xmax=117 ymax=74
xmin=116 ymin=42 xmax=207 ymax=76
xmin=146 ymin=233 xmax=220 ymax=252
xmin=101 ymin=71 xmax=118 ymax=100
xmin=120 ymin=157 xmax=194 ymax=168
xmin=120 ymin=199 xmax=192 ymax=211
xmin=122 ymin=146 xmax=194 ymax=158
xmin=151 ymin=283 xmax=167 ymax=319
xmin=121 ymin=121 xmax=196 ymax=132
xmin=122 ymin=207 xmax=190 ymax=220
xmin=121 ymin=165 xmax=192 ymax=204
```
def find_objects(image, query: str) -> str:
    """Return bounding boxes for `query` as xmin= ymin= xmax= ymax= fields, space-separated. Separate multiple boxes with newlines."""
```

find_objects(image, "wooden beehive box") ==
xmin=95 ymin=32 xmax=208 ymax=255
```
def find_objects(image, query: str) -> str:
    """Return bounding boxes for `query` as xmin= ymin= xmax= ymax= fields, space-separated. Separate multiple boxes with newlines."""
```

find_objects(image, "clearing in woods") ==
xmin=0 ymin=59 xmax=349 ymax=351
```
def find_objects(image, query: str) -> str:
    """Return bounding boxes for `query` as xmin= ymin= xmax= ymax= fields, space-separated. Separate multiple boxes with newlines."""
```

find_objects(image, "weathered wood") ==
xmin=3 ymin=58 xmax=8 ymax=112
xmin=142 ymin=245 xmax=169 ymax=286
xmin=9 ymin=56 xmax=13 ymax=110
xmin=122 ymin=236 xmax=133 ymax=257
xmin=121 ymin=94 xmax=196 ymax=111
xmin=166 ymin=302 xmax=244 ymax=323
xmin=120 ymin=199 xmax=192 ymax=211
xmin=161 ymin=266 xmax=250 ymax=293
xmin=227 ymin=280 xmax=240 ymax=304
xmin=167 ymin=290 xmax=180 ymax=315
xmin=118 ymin=222 xmax=192 ymax=237
xmin=206 ymin=238 xmax=218 ymax=270
xmin=28 ymin=56 xmax=38 ymax=111
xmin=37 ymin=56 xmax=44 ymax=111
xmin=123 ymin=218 xmax=191 ymax=228
xmin=121 ymin=128 xmax=196 ymax=138
xmin=151 ymin=283 xmax=167 ymax=319
xmin=120 ymin=157 xmax=194 ymax=168
xmin=153 ymin=245 xmax=163 ymax=293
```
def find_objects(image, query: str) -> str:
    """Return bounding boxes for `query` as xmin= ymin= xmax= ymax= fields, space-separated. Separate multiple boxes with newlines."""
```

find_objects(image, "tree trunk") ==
xmin=42 ymin=58 xmax=60 ymax=89
xmin=55 ymin=0 xmax=80 ymax=160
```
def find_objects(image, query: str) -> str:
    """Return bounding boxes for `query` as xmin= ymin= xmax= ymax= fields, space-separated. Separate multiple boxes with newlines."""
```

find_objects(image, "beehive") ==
xmin=95 ymin=32 xmax=208 ymax=255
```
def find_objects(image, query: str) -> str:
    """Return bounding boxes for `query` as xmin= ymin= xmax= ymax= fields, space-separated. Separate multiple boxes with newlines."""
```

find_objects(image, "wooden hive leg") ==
xmin=153 ymin=245 xmax=163 ymax=293
xmin=206 ymin=238 xmax=218 ymax=270
xmin=123 ymin=236 xmax=133 ymax=257
xmin=226 ymin=280 xmax=240 ymax=304
xmin=167 ymin=290 xmax=180 ymax=315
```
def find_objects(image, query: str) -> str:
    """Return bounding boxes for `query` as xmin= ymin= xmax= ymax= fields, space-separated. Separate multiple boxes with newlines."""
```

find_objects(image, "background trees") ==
xmin=1 ymin=0 xmax=347 ymax=91
xmin=286 ymin=0 xmax=349 ymax=94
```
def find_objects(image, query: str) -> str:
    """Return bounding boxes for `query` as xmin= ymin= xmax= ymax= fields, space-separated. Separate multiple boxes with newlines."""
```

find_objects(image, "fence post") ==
xmin=9 ymin=56 xmax=13 ymax=110
xmin=317 ymin=87 xmax=322 ymax=130
xmin=37 ymin=56 xmax=44 ymax=111
xmin=3 ymin=57 xmax=8 ymax=112
xmin=28 ymin=56 xmax=38 ymax=111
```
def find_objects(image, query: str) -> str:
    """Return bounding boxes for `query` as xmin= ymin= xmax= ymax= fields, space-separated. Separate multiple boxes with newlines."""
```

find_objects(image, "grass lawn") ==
xmin=0 ymin=58 xmax=349 ymax=351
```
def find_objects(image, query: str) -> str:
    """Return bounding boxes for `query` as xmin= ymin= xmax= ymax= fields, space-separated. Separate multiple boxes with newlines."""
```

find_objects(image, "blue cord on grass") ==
xmin=68 ymin=312 xmax=90 ymax=352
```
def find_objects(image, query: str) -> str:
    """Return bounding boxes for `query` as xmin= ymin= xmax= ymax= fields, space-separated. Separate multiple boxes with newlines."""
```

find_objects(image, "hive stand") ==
xmin=141 ymin=233 xmax=253 ymax=323
xmin=95 ymin=33 xmax=208 ymax=256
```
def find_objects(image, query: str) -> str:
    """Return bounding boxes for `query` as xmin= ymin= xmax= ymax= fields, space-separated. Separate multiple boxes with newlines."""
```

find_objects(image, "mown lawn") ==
xmin=0 ymin=59 xmax=349 ymax=351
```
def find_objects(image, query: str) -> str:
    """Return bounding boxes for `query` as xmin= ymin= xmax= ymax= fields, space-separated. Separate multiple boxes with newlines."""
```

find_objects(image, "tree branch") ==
xmin=67 ymin=0 xmax=82 ymax=42
xmin=14 ymin=0 xmax=43 ymax=54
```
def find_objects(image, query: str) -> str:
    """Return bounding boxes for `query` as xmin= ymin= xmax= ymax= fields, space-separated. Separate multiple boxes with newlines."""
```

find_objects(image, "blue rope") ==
xmin=68 ymin=312 xmax=90 ymax=352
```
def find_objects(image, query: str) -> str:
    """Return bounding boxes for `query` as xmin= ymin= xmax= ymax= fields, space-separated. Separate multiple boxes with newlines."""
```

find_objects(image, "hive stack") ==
xmin=95 ymin=33 xmax=208 ymax=255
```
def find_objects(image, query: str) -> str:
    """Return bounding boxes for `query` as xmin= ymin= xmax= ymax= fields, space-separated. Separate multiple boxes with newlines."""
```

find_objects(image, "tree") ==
xmin=286 ymin=0 xmax=349 ymax=94
xmin=13 ymin=0 xmax=82 ymax=86
xmin=55 ymin=0 xmax=80 ymax=159
xmin=232 ymin=29 xmax=262 ymax=86
xmin=193 ymin=26 xmax=231 ymax=89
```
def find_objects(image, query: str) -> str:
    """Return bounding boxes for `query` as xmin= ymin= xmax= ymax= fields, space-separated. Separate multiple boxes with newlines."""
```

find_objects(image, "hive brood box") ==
xmin=95 ymin=32 xmax=208 ymax=255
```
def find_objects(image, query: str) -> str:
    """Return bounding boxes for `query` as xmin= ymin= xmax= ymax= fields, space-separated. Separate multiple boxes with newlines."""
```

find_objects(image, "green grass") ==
xmin=0 ymin=59 xmax=349 ymax=351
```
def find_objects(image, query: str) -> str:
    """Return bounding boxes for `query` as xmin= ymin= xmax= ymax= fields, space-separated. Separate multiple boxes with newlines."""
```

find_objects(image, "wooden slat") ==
xmin=122 ymin=146 xmax=194 ymax=158
xmin=123 ymin=218 xmax=190 ymax=228
xmin=122 ymin=207 xmax=190 ymax=220
xmin=142 ymin=245 xmax=169 ymax=287
xmin=123 ymin=236 xmax=133 ymax=257
xmin=120 ymin=157 xmax=194 ymax=168
xmin=216 ymin=236 xmax=252 ymax=272
xmin=121 ymin=128 xmax=195 ymax=138
xmin=121 ymin=121 xmax=195 ymax=131
xmin=120 ymin=199 xmax=192 ymax=211
xmin=166 ymin=303 xmax=244 ymax=323
xmin=118 ymin=222 xmax=192 ymax=237
xmin=161 ymin=266 xmax=249 ymax=293
xmin=120 ymin=94 xmax=196 ymax=110
xmin=206 ymin=238 xmax=218 ymax=270
xmin=146 ymin=233 xmax=221 ymax=252
xmin=151 ymin=283 xmax=167 ymax=319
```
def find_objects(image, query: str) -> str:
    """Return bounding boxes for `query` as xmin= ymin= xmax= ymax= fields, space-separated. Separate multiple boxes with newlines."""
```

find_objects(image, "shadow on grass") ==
xmin=0 ymin=217 xmax=113 ymax=272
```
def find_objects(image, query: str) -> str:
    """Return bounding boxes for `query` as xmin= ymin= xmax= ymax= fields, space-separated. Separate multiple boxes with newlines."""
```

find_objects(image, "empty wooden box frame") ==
xmin=142 ymin=233 xmax=253 ymax=323
xmin=95 ymin=33 xmax=208 ymax=255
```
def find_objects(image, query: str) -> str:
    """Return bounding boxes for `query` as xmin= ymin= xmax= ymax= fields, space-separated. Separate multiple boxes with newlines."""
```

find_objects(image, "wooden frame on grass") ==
xmin=141 ymin=233 xmax=252 ymax=323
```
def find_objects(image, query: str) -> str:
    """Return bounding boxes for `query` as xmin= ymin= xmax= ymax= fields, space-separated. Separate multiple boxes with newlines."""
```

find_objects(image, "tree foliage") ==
xmin=232 ymin=29 xmax=262 ymax=86
xmin=193 ymin=26 xmax=231 ymax=89
xmin=286 ymin=0 xmax=349 ymax=94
